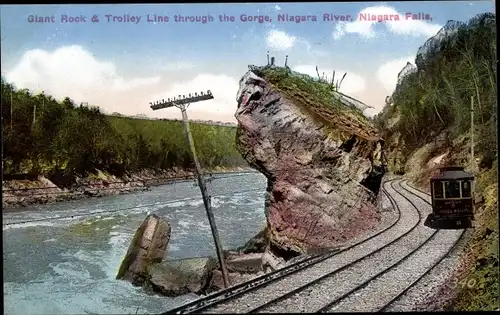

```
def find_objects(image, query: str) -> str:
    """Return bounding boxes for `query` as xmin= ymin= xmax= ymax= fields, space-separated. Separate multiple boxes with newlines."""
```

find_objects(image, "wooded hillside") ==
xmin=374 ymin=12 xmax=496 ymax=171
xmin=1 ymin=78 xmax=246 ymax=181
xmin=374 ymin=12 xmax=497 ymax=311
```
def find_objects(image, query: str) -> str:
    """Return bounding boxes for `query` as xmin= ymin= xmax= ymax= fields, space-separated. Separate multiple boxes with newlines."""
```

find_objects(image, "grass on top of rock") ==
xmin=250 ymin=66 xmax=379 ymax=141
xmin=253 ymin=66 xmax=342 ymax=109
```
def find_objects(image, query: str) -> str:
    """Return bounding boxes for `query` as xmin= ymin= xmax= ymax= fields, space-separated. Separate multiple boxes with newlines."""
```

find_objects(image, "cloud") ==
xmin=148 ymin=73 xmax=240 ymax=121
xmin=265 ymin=29 xmax=313 ymax=57
xmin=266 ymin=29 xmax=297 ymax=51
xmin=292 ymin=64 xmax=367 ymax=95
xmin=274 ymin=4 xmax=281 ymax=11
xmin=5 ymin=45 xmax=161 ymax=102
xmin=333 ymin=5 xmax=443 ymax=40
xmin=376 ymin=56 xmax=415 ymax=92
xmin=160 ymin=61 xmax=195 ymax=71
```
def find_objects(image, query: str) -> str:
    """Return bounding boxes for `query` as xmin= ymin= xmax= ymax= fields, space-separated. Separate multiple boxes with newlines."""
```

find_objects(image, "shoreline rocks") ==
xmin=117 ymin=219 xmax=296 ymax=298
xmin=2 ymin=167 xmax=250 ymax=209
xmin=146 ymin=257 xmax=218 ymax=296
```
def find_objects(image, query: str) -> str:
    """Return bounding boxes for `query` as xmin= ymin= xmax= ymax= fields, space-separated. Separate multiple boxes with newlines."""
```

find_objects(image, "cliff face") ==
xmin=235 ymin=68 xmax=385 ymax=255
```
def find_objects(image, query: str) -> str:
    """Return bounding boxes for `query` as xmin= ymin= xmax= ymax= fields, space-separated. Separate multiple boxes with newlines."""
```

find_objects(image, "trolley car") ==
xmin=424 ymin=166 xmax=475 ymax=229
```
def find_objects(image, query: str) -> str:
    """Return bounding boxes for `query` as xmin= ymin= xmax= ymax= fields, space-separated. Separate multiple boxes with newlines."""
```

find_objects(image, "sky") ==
xmin=0 ymin=1 xmax=495 ymax=122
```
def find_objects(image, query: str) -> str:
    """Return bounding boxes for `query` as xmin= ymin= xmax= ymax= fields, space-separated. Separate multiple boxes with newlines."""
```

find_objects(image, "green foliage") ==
xmin=376 ymin=13 xmax=498 ymax=310
xmin=255 ymin=67 xmax=342 ymax=109
xmin=1 ymin=78 xmax=246 ymax=178
xmin=374 ymin=12 xmax=497 ymax=168
xmin=251 ymin=66 xmax=369 ymax=124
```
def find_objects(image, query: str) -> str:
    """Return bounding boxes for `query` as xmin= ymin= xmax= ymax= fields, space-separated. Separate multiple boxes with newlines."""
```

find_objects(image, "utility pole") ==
xmin=10 ymin=90 xmax=13 ymax=130
xmin=33 ymin=100 xmax=37 ymax=126
xmin=150 ymin=90 xmax=230 ymax=289
xmin=470 ymin=96 xmax=474 ymax=166
xmin=470 ymin=95 xmax=476 ymax=172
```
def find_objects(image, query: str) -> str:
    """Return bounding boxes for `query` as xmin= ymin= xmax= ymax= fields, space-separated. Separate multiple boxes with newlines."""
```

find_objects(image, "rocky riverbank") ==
xmin=2 ymin=166 xmax=251 ymax=209
xmin=117 ymin=214 xmax=326 ymax=298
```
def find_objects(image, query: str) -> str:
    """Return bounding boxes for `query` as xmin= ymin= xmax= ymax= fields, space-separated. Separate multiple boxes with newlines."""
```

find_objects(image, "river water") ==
xmin=3 ymin=172 xmax=267 ymax=315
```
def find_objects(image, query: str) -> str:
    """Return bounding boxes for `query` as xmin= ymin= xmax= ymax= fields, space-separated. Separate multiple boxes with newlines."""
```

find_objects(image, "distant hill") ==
xmin=108 ymin=112 xmax=237 ymax=127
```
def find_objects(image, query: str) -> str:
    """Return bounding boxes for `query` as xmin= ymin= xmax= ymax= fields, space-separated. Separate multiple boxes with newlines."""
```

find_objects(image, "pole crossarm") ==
xmin=148 ymin=89 xmax=230 ymax=289
xmin=150 ymin=90 xmax=214 ymax=110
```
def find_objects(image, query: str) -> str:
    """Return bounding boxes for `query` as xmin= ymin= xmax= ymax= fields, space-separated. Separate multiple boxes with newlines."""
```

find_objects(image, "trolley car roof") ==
xmin=431 ymin=166 xmax=474 ymax=181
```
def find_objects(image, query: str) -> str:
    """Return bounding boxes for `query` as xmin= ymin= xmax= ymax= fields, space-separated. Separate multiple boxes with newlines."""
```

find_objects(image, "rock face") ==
xmin=235 ymin=68 xmax=385 ymax=255
xmin=236 ymin=227 xmax=268 ymax=254
xmin=146 ymin=257 xmax=217 ymax=296
xmin=116 ymin=214 xmax=171 ymax=285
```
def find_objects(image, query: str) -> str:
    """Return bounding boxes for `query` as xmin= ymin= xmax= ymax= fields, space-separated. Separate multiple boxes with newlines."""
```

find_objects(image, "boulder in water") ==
xmin=116 ymin=214 xmax=171 ymax=286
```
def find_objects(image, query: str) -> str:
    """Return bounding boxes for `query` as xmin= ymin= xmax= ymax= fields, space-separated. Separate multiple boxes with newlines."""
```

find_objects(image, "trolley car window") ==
xmin=444 ymin=181 xmax=461 ymax=198
xmin=433 ymin=182 xmax=444 ymax=198
xmin=461 ymin=180 xmax=472 ymax=198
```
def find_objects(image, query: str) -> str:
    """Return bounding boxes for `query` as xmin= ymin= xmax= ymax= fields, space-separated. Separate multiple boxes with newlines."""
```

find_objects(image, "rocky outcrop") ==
xmin=235 ymin=67 xmax=385 ymax=255
xmin=146 ymin=257 xmax=218 ymax=296
xmin=117 ymin=215 xmax=276 ymax=297
xmin=117 ymin=214 xmax=171 ymax=285
xmin=236 ymin=227 xmax=268 ymax=254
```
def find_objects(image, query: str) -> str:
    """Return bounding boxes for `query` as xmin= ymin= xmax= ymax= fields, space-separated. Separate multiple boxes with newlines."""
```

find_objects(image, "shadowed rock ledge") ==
xmin=235 ymin=66 xmax=386 ymax=256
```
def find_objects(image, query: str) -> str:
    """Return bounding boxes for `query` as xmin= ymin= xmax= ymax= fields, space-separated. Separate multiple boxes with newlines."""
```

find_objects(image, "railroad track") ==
xmin=315 ymin=181 xmax=465 ymax=313
xmin=164 ymin=179 xmax=465 ymax=313
xmin=165 ymin=178 xmax=403 ymax=314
